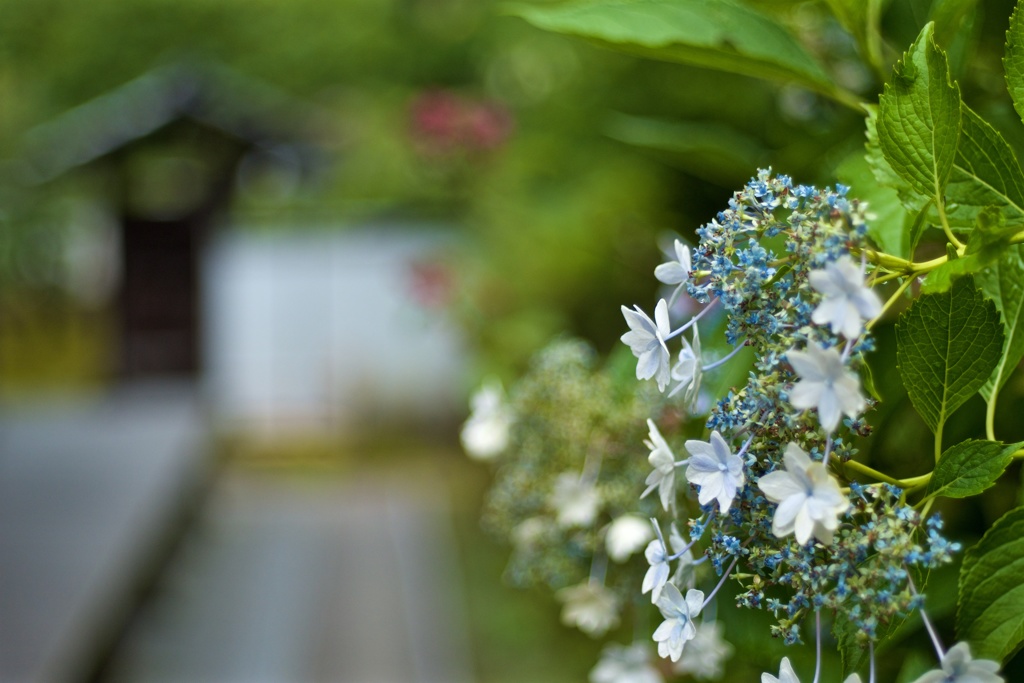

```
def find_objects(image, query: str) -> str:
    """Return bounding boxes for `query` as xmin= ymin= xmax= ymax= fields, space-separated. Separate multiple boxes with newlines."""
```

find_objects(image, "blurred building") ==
xmin=23 ymin=59 xmax=328 ymax=379
xmin=19 ymin=59 xmax=466 ymax=432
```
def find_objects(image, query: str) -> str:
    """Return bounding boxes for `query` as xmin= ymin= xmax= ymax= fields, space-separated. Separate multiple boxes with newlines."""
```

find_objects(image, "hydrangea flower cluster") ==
xmin=462 ymin=170 xmax=1006 ymax=682
xmin=619 ymin=170 xmax=980 ymax=681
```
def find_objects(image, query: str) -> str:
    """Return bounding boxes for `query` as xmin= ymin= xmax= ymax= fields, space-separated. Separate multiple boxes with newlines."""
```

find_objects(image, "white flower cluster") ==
xmin=621 ymin=240 xmax=704 ymax=401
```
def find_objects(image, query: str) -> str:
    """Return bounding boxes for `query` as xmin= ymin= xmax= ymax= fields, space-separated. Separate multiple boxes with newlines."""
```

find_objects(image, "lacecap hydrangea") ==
xmin=621 ymin=170 xmax=969 ymax=680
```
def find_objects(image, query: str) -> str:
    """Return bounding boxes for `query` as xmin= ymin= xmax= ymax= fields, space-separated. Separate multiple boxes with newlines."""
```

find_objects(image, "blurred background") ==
xmin=3 ymin=0 xmax=1023 ymax=682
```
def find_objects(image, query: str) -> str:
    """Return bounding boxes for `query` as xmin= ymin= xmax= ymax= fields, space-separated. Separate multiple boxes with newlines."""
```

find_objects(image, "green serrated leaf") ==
xmin=506 ymin=0 xmax=834 ymax=94
xmin=1005 ymin=0 xmax=1024 ymax=127
xmin=896 ymin=275 xmax=1003 ymax=432
xmin=957 ymin=505 xmax=1024 ymax=661
xmin=865 ymin=105 xmax=931 ymax=224
xmin=926 ymin=439 xmax=1021 ymax=499
xmin=877 ymin=23 xmax=961 ymax=203
xmin=836 ymin=148 xmax=911 ymax=258
xmin=978 ymin=244 xmax=1024 ymax=399
xmin=945 ymin=104 xmax=1024 ymax=231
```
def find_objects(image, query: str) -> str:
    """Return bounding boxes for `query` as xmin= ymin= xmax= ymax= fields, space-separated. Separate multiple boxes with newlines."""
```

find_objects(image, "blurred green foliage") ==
xmin=0 ymin=0 xmax=927 ymax=384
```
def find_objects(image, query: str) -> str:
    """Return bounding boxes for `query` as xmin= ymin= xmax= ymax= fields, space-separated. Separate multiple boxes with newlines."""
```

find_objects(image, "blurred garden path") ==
xmin=0 ymin=384 xmax=474 ymax=683
xmin=0 ymin=383 xmax=208 ymax=683
xmin=102 ymin=470 xmax=475 ymax=683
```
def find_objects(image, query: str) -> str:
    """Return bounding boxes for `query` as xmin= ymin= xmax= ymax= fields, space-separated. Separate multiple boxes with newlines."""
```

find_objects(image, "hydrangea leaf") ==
xmin=945 ymin=104 xmax=1024 ymax=231
xmin=864 ymin=105 xmax=930 ymax=215
xmin=925 ymin=439 xmax=1022 ymax=499
xmin=1004 ymin=0 xmax=1024 ymax=127
xmin=506 ymin=0 xmax=834 ymax=95
xmin=836 ymin=146 xmax=912 ymax=258
xmin=877 ymin=23 xmax=961 ymax=203
xmin=957 ymin=505 xmax=1024 ymax=661
xmin=895 ymin=275 xmax=1003 ymax=432
xmin=977 ymin=245 xmax=1024 ymax=400
xmin=863 ymin=107 xmax=933 ymax=257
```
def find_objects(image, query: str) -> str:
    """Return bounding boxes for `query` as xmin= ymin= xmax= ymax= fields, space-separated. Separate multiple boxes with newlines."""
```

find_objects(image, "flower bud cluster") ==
xmin=739 ymin=484 xmax=958 ymax=644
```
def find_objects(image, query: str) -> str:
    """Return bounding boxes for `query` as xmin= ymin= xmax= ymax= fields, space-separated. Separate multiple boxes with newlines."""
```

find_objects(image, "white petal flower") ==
xmin=684 ymin=431 xmax=746 ymax=513
xmin=672 ymin=620 xmax=733 ymax=680
xmin=591 ymin=642 xmax=663 ymax=683
xmin=809 ymin=255 xmax=883 ymax=339
xmin=621 ymin=299 xmax=673 ymax=391
xmin=550 ymin=472 xmax=601 ymax=528
xmin=787 ymin=343 xmax=866 ymax=432
xmin=844 ymin=676 xmax=863 ymax=683
xmin=607 ymin=515 xmax=654 ymax=563
xmin=642 ymin=539 xmax=671 ymax=602
xmin=655 ymin=239 xmax=692 ymax=285
xmin=669 ymin=324 xmax=702 ymax=409
xmin=641 ymin=419 xmax=677 ymax=511
xmin=652 ymin=583 xmax=704 ymax=662
xmin=557 ymin=581 xmax=621 ymax=637
xmin=761 ymin=657 xmax=800 ymax=683
xmin=758 ymin=443 xmax=850 ymax=545
xmin=909 ymin=642 xmax=1003 ymax=683
xmin=460 ymin=380 xmax=513 ymax=460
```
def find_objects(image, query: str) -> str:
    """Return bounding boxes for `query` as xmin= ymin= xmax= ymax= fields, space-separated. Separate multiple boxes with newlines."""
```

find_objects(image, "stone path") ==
xmin=0 ymin=383 xmax=208 ymax=683
xmin=100 ymin=470 xmax=475 ymax=683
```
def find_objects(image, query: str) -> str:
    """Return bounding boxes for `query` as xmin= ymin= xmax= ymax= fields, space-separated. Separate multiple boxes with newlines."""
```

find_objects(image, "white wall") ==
xmin=202 ymin=225 xmax=465 ymax=435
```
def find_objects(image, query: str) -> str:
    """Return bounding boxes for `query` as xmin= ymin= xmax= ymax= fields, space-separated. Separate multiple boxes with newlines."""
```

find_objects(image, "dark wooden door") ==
xmin=119 ymin=215 xmax=200 ymax=376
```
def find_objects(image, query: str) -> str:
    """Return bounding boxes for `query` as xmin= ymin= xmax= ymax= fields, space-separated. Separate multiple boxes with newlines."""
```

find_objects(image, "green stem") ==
xmin=934 ymin=421 xmax=944 ymax=464
xmin=859 ymin=244 xmax=965 ymax=276
xmin=871 ymin=270 xmax=908 ymax=285
xmin=917 ymin=496 xmax=936 ymax=517
xmin=867 ymin=276 xmax=914 ymax=330
xmin=833 ymin=455 xmax=932 ymax=488
xmin=935 ymin=195 xmax=964 ymax=251
xmin=986 ymin=395 xmax=997 ymax=442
